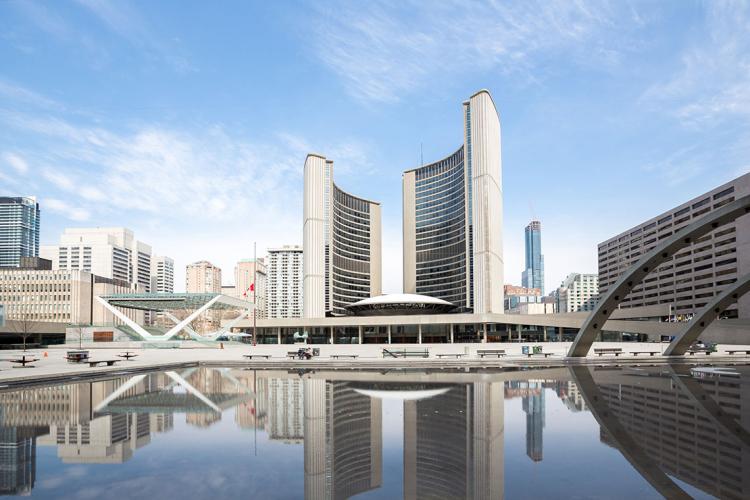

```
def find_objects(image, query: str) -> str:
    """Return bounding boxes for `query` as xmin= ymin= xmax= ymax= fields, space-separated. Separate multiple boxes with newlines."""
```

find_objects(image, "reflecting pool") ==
xmin=0 ymin=364 xmax=748 ymax=498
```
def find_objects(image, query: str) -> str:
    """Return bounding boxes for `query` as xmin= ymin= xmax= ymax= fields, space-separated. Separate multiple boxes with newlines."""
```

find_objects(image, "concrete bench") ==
xmin=436 ymin=353 xmax=464 ymax=358
xmin=382 ymin=349 xmax=429 ymax=358
xmin=477 ymin=350 xmax=506 ymax=358
xmin=686 ymin=350 xmax=712 ymax=356
xmin=331 ymin=354 xmax=359 ymax=359
xmin=725 ymin=350 xmax=750 ymax=355
xmin=631 ymin=351 xmax=659 ymax=356
xmin=594 ymin=348 xmax=623 ymax=357
xmin=526 ymin=352 xmax=554 ymax=358
xmin=87 ymin=360 xmax=120 ymax=367
xmin=243 ymin=354 xmax=271 ymax=360
xmin=287 ymin=351 xmax=299 ymax=359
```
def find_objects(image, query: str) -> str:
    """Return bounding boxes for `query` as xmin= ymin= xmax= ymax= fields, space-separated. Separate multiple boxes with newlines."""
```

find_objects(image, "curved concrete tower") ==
xmin=304 ymin=154 xmax=382 ymax=318
xmin=403 ymin=89 xmax=503 ymax=313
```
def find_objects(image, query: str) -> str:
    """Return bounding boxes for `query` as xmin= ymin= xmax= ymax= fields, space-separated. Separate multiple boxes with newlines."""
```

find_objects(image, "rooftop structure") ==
xmin=346 ymin=294 xmax=456 ymax=316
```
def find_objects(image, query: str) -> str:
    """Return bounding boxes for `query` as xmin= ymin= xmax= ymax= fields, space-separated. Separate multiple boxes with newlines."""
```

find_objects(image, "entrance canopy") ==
xmin=98 ymin=293 xmax=252 ymax=311
xmin=96 ymin=293 xmax=254 ymax=342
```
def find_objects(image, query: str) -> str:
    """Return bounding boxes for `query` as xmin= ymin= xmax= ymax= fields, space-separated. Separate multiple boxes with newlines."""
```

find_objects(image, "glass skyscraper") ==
xmin=0 ymin=197 xmax=40 ymax=268
xmin=522 ymin=220 xmax=544 ymax=294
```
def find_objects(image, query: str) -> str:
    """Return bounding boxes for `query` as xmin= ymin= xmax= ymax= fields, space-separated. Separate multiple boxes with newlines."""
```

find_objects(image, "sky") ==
xmin=1 ymin=0 xmax=749 ymax=293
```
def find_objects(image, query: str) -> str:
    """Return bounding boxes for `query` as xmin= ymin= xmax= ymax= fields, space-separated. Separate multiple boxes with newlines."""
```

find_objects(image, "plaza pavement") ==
xmin=0 ymin=341 xmax=748 ymax=385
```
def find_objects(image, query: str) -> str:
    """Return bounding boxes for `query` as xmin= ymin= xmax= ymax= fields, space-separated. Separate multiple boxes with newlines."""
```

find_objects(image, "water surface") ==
xmin=1 ymin=364 xmax=748 ymax=499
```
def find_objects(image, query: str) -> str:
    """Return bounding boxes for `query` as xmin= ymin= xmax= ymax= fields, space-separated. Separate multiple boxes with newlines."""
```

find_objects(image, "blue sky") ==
xmin=1 ymin=0 xmax=748 ymax=293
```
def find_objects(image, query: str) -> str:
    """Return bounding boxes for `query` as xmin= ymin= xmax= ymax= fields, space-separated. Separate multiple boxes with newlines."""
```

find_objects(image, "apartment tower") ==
xmin=267 ymin=245 xmax=303 ymax=319
xmin=0 ymin=197 xmax=40 ymax=268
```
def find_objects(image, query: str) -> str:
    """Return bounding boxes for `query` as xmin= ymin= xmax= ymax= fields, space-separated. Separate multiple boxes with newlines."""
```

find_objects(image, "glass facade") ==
xmin=413 ymin=147 xmax=470 ymax=310
xmin=330 ymin=186 xmax=372 ymax=316
xmin=522 ymin=221 xmax=544 ymax=294
xmin=0 ymin=197 xmax=40 ymax=268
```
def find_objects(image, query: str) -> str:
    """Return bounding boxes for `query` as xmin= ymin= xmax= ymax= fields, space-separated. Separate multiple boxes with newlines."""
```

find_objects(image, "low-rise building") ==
xmin=0 ymin=269 xmax=142 ymax=327
xmin=503 ymin=285 xmax=541 ymax=312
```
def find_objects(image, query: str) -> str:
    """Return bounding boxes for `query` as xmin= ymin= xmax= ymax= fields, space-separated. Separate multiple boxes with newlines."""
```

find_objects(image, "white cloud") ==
xmin=309 ymin=0 xmax=640 ymax=102
xmin=3 ymin=152 xmax=29 ymax=174
xmin=643 ymin=1 xmax=750 ymax=126
xmin=44 ymin=198 xmax=91 ymax=221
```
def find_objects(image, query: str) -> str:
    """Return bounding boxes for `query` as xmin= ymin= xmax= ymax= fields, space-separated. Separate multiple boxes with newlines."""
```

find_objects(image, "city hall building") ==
xmin=402 ymin=90 xmax=504 ymax=314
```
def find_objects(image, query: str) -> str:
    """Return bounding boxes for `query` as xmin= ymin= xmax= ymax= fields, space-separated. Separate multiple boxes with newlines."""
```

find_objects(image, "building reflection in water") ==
xmin=0 ymin=365 xmax=747 ymax=498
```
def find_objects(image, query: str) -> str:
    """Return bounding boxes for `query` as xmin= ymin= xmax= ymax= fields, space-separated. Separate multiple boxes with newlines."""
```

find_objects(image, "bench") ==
xmin=594 ymin=348 xmax=623 ymax=357
xmin=382 ymin=349 xmax=429 ymax=358
xmin=526 ymin=352 xmax=554 ymax=358
xmin=686 ymin=349 xmax=712 ymax=356
xmin=631 ymin=351 xmax=659 ymax=357
xmin=725 ymin=350 xmax=750 ymax=355
xmin=287 ymin=351 xmax=299 ymax=359
xmin=243 ymin=354 xmax=271 ymax=360
xmin=477 ymin=349 xmax=506 ymax=358
xmin=436 ymin=353 xmax=464 ymax=358
xmin=87 ymin=360 xmax=120 ymax=367
xmin=331 ymin=354 xmax=359 ymax=359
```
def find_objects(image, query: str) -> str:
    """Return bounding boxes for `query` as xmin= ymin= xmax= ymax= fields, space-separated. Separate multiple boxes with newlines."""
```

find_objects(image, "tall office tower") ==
xmin=185 ymin=260 xmax=222 ymax=293
xmin=0 ymin=197 xmax=40 ymax=268
xmin=403 ymin=90 xmax=503 ymax=313
xmin=598 ymin=173 xmax=750 ymax=319
xmin=0 ymin=426 xmax=43 ymax=495
xmin=303 ymin=154 xmax=382 ymax=317
xmin=522 ymin=220 xmax=544 ymax=294
xmin=150 ymin=256 xmax=174 ymax=293
xmin=267 ymin=245 xmax=303 ymax=319
xmin=522 ymin=381 xmax=545 ymax=462
xmin=40 ymin=227 xmax=152 ymax=293
xmin=303 ymin=379 xmax=382 ymax=499
xmin=235 ymin=258 xmax=267 ymax=318
xmin=554 ymin=273 xmax=599 ymax=313
xmin=403 ymin=382 xmax=504 ymax=499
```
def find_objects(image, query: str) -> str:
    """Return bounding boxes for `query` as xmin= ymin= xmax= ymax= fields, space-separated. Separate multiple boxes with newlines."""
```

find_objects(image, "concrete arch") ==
xmin=665 ymin=364 xmax=750 ymax=449
xmin=568 ymin=366 xmax=690 ymax=498
xmin=664 ymin=273 xmax=750 ymax=356
xmin=568 ymin=194 xmax=750 ymax=357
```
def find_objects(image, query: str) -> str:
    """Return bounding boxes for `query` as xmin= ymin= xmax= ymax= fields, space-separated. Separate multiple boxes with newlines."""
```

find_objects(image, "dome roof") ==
xmin=346 ymin=293 xmax=457 ymax=316
xmin=351 ymin=293 xmax=453 ymax=307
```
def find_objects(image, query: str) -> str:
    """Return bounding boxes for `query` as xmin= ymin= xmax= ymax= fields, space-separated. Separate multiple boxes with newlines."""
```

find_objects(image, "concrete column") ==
xmin=329 ymin=326 xmax=334 ymax=345
xmin=558 ymin=327 xmax=563 ymax=342
xmin=543 ymin=327 xmax=547 ymax=342
xmin=516 ymin=324 xmax=522 ymax=342
xmin=387 ymin=325 xmax=392 ymax=344
xmin=358 ymin=326 xmax=363 ymax=344
xmin=483 ymin=323 xmax=488 ymax=343
xmin=450 ymin=324 xmax=454 ymax=344
xmin=277 ymin=327 xmax=281 ymax=345
xmin=418 ymin=324 xmax=422 ymax=344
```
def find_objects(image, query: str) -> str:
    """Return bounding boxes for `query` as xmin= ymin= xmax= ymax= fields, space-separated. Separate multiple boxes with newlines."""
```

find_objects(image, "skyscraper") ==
xmin=150 ymin=256 xmax=174 ymax=293
xmin=267 ymin=245 xmax=303 ymax=319
xmin=185 ymin=260 xmax=222 ymax=293
xmin=235 ymin=258 xmax=267 ymax=318
xmin=0 ymin=197 xmax=40 ymax=268
xmin=303 ymin=154 xmax=382 ymax=317
xmin=402 ymin=90 xmax=503 ymax=313
xmin=41 ymin=227 xmax=152 ymax=293
xmin=522 ymin=220 xmax=544 ymax=294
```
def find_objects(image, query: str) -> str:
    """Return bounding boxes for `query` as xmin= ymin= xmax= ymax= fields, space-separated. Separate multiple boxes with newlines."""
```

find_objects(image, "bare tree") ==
xmin=11 ymin=313 xmax=36 ymax=352
xmin=69 ymin=324 xmax=85 ymax=350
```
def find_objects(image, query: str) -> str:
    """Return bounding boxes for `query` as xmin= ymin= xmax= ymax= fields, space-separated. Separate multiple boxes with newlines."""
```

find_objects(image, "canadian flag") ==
xmin=242 ymin=283 xmax=254 ymax=297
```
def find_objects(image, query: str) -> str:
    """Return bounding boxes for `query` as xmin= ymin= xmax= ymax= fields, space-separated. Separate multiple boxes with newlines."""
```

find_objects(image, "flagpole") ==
xmin=253 ymin=241 xmax=257 ymax=346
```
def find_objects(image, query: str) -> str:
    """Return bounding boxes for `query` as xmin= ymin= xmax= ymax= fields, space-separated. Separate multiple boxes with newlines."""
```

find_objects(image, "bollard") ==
xmin=220 ymin=342 xmax=224 ymax=350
